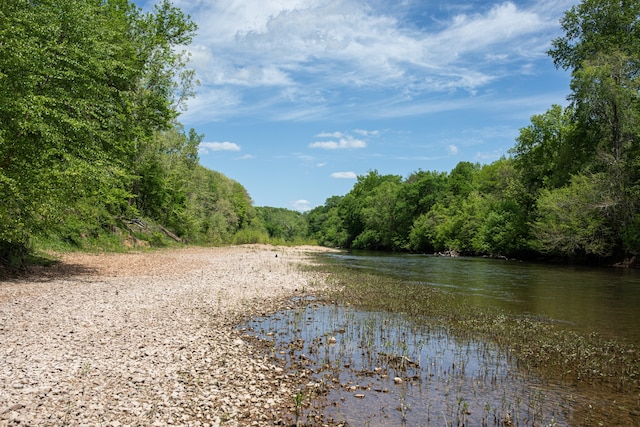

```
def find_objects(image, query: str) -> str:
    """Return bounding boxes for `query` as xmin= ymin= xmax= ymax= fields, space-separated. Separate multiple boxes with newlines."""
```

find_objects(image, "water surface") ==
xmin=325 ymin=252 xmax=640 ymax=344
xmin=242 ymin=253 xmax=640 ymax=426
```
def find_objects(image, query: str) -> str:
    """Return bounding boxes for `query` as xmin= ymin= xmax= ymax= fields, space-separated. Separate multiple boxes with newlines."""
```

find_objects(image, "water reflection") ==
xmin=325 ymin=252 xmax=640 ymax=344
xmin=246 ymin=303 xmax=572 ymax=426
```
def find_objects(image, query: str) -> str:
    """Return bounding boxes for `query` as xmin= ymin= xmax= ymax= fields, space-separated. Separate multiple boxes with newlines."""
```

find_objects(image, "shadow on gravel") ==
xmin=0 ymin=259 xmax=99 ymax=282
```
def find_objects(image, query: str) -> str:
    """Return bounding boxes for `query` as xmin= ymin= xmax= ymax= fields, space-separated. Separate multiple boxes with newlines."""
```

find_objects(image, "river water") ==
xmin=245 ymin=252 xmax=640 ymax=426
xmin=325 ymin=252 xmax=640 ymax=345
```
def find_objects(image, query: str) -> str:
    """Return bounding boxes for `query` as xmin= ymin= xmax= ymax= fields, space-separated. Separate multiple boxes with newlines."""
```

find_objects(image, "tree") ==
xmin=354 ymin=178 xmax=402 ymax=250
xmin=510 ymin=105 xmax=582 ymax=193
xmin=307 ymin=196 xmax=348 ymax=248
xmin=254 ymin=207 xmax=308 ymax=242
xmin=548 ymin=0 xmax=640 ymax=258
xmin=394 ymin=170 xmax=448 ymax=249
xmin=447 ymin=162 xmax=480 ymax=198
xmin=549 ymin=0 xmax=640 ymax=73
xmin=533 ymin=174 xmax=616 ymax=258
xmin=0 ymin=0 xmax=198 ymax=264
xmin=0 ymin=0 xmax=140 ymax=259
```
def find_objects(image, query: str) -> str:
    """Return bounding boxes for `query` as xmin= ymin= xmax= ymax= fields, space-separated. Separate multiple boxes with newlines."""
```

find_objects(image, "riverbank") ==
xmin=0 ymin=245 xmax=336 ymax=426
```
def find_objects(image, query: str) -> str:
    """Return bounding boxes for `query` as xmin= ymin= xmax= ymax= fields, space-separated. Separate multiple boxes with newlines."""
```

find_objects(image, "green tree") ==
xmin=533 ymin=174 xmax=615 ymax=258
xmin=394 ymin=170 xmax=448 ymax=250
xmin=510 ymin=105 xmax=582 ymax=194
xmin=0 ymin=0 xmax=142 ymax=260
xmin=307 ymin=196 xmax=348 ymax=248
xmin=254 ymin=207 xmax=309 ymax=242
xmin=0 ymin=0 xmax=199 ymax=263
xmin=549 ymin=0 xmax=640 ymax=258
xmin=549 ymin=0 xmax=640 ymax=72
xmin=338 ymin=171 xmax=393 ymax=247
xmin=354 ymin=177 xmax=402 ymax=250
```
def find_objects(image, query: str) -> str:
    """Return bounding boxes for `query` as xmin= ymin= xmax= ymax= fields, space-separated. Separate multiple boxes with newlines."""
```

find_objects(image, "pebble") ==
xmin=0 ymin=245 xmax=333 ymax=426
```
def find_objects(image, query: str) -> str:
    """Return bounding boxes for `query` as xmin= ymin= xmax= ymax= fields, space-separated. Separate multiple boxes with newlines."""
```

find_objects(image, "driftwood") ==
xmin=437 ymin=249 xmax=459 ymax=257
xmin=158 ymin=224 xmax=184 ymax=243
xmin=121 ymin=218 xmax=186 ymax=244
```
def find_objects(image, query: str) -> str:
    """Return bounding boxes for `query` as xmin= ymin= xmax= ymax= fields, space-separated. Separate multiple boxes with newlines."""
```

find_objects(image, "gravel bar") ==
xmin=0 ymin=245 xmax=335 ymax=426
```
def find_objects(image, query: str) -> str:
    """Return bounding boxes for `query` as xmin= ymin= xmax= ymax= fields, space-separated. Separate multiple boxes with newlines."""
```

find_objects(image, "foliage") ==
xmin=254 ymin=207 xmax=309 ymax=242
xmin=309 ymin=0 xmax=639 ymax=264
xmin=533 ymin=174 xmax=616 ymax=258
xmin=0 ymin=0 xmax=257 ymax=264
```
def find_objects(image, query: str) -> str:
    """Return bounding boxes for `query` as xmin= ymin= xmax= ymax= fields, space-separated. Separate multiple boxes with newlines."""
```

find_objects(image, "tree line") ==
xmin=307 ymin=0 xmax=640 ymax=265
xmin=1 ymin=0 xmax=637 ymax=267
xmin=0 ymin=0 xmax=269 ymax=266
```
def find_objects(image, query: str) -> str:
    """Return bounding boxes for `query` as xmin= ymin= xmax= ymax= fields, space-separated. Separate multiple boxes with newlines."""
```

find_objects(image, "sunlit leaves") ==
xmin=533 ymin=174 xmax=616 ymax=257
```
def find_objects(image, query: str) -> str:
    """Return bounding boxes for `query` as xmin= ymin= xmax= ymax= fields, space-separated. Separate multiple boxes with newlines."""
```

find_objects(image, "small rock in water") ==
xmin=393 ymin=377 xmax=403 ymax=384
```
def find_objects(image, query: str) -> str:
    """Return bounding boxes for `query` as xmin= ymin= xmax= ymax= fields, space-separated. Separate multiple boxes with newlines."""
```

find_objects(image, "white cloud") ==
xmin=316 ymin=162 xmax=327 ymax=167
xmin=448 ymin=144 xmax=459 ymax=155
xmin=199 ymin=141 xmax=241 ymax=154
xmin=174 ymin=0 xmax=567 ymax=122
xmin=331 ymin=171 xmax=357 ymax=179
xmin=291 ymin=199 xmax=312 ymax=212
xmin=315 ymin=131 xmax=344 ymax=138
xmin=354 ymin=129 xmax=380 ymax=137
xmin=309 ymin=132 xmax=367 ymax=150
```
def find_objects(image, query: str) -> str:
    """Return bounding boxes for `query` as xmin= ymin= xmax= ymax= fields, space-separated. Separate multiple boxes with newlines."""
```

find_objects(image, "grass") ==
xmin=285 ymin=254 xmax=640 ymax=425
xmin=303 ymin=257 xmax=640 ymax=393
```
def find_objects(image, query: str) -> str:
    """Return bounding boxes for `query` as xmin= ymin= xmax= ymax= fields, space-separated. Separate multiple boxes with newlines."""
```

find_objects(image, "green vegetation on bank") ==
xmin=0 ymin=0 xmax=315 ymax=268
xmin=308 ymin=0 xmax=640 ymax=265
xmin=1 ymin=0 xmax=638 ymax=268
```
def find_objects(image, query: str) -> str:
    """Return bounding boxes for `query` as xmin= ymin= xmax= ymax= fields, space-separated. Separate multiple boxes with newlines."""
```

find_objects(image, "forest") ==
xmin=0 ymin=0 xmax=277 ymax=267
xmin=307 ymin=0 xmax=640 ymax=265
xmin=1 ymin=0 xmax=638 ymax=267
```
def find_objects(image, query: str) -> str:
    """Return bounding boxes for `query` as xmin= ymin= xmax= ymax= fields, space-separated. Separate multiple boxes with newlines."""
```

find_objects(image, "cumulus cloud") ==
xmin=448 ymin=144 xmax=459 ymax=155
xmin=291 ymin=199 xmax=312 ymax=212
xmin=199 ymin=141 xmax=241 ymax=154
xmin=176 ymin=0 xmax=567 ymax=122
xmin=354 ymin=129 xmax=380 ymax=137
xmin=315 ymin=131 xmax=344 ymax=139
xmin=309 ymin=132 xmax=367 ymax=150
xmin=331 ymin=171 xmax=357 ymax=179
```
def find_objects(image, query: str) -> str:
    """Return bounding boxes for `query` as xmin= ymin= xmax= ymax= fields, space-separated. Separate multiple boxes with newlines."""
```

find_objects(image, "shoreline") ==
xmin=0 ymin=245 xmax=337 ymax=426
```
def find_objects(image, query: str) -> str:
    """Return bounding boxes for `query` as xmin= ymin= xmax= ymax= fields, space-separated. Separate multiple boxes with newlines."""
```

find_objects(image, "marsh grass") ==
xmin=303 ymin=259 xmax=640 ymax=391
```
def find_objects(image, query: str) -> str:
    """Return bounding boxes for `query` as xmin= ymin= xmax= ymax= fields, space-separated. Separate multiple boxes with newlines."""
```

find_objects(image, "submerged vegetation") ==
xmin=316 ymin=260 xmax=640 ymax=392
xmin=243 ymin=255 xmax=640 ymax=426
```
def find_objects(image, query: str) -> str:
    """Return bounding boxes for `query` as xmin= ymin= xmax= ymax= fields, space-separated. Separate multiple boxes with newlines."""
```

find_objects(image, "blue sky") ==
xmin=137 ymin=0 xmax=578 ymax=211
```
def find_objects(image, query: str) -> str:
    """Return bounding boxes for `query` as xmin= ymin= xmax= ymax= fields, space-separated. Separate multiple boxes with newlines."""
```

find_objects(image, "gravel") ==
xmin=0 ymin=245 xmax=334 ymax=426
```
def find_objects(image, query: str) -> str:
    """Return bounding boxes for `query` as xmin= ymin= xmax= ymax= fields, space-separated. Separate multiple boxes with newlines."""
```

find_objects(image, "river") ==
xmin=244 ymin=251 xmax=640 ymax=426
xmin=324 ymin=251 xmax=640 ymax=345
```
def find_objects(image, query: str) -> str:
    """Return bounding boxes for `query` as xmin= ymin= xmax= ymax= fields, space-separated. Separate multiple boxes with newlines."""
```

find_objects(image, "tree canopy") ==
xmin=0 ymin=0 xmax=257 ymax=265
xmin=309 ymin=0 xmax=640 ymax=264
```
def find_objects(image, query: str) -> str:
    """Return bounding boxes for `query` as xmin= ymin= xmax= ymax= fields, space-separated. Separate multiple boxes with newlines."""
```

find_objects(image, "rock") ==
xmin=0 ymin=245 xmax=334 ymax=426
